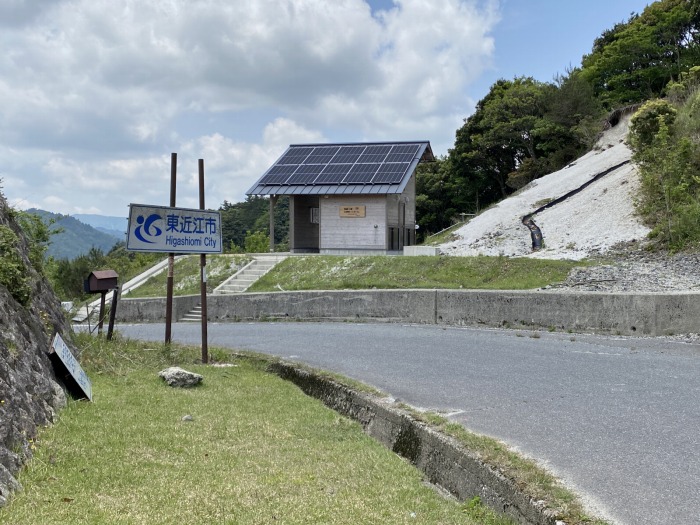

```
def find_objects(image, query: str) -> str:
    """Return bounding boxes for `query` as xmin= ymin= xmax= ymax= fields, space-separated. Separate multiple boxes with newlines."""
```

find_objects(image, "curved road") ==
xmin=118 ymin=322 xmax=700 ymax=525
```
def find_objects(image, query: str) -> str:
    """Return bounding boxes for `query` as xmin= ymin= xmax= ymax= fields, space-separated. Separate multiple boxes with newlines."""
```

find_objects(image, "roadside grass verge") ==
xmin=0 ymin=334 xmax=512 ymax=525
xmin=403 ymin=409 xmax=610 ymax=525
xmin=123 ymin=254 xmax=251 ymax=299
xmin=248 ymin=255 xmax=583 ymax=292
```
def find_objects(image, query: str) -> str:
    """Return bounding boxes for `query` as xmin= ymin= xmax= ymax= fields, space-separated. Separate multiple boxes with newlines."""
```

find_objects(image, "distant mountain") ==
xmin=73 ymin=214 xmax=127 ymax=240
xmin=26 ymin=209 xmax=123 ymax=261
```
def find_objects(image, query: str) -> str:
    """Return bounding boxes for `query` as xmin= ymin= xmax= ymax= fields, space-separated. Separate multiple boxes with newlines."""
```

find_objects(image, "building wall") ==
xmin=320 ymin=195 xmax=387 ymax=251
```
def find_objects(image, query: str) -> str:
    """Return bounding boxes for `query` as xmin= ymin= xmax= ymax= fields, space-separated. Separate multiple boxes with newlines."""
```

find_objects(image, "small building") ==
xmin=246 ymin=141 xmax=434 ymax=254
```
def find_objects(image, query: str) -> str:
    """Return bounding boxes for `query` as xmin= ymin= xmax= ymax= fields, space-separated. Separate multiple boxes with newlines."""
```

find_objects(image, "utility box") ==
xmin=84 ymin=270 xmax=119 ymax=294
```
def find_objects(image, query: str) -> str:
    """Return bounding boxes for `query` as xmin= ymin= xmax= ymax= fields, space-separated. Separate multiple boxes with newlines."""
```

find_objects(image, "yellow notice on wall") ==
xmin=339 ymin=206 xmax=366 ymax=218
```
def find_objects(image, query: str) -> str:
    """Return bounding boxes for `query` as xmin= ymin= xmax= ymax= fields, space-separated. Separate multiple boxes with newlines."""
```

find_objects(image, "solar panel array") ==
xmin=258 ymin=143 xmax=422 ymax=186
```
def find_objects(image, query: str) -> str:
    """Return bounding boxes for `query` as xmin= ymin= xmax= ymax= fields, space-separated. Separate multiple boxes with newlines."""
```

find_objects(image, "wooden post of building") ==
xmin=269 ymin=195 xmax=277 ymax=252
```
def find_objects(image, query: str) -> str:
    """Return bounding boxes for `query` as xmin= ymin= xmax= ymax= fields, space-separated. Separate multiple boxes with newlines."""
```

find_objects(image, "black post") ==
xmin=97 ymin=291 xmax=106 ymax=335
xmin=106 ymin=287 xmax=119 ymax=341
xmin=165 ymin=153 xmax=177 ymax=344
xmin=199 ymin=159 xmax=208 ymax=364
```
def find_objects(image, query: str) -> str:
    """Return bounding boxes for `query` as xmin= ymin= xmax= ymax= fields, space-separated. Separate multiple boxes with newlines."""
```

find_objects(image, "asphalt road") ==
xmin=117 ymin=322 xmax=700 ymax=525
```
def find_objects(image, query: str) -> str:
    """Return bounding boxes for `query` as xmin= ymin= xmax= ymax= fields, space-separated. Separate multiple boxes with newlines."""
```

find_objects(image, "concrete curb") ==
xmin=267 ymin=361 xmax=564 ymax=525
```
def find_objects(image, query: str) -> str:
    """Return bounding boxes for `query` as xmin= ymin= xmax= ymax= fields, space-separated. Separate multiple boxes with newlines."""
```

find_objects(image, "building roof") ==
xmin=246 ymin=141 xmax=434 ymax=196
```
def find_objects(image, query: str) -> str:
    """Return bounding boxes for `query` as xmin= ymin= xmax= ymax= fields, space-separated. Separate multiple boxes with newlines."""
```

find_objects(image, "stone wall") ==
xmin=0 ymin=196 xmax=72 ymax=506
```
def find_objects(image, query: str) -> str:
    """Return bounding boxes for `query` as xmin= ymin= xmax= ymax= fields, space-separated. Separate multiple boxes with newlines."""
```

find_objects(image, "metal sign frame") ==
xmin=126 ymin=203 xmax=223 ymax=254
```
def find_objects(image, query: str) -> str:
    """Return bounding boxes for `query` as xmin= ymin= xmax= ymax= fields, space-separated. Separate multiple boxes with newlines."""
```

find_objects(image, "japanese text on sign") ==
xmin=126 ymin=204 xmax=223 ymax=254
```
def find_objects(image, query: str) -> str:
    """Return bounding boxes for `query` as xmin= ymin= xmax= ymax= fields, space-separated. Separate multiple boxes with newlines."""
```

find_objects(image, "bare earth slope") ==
xmin=439 ymin=116 xmax=650 ymax=261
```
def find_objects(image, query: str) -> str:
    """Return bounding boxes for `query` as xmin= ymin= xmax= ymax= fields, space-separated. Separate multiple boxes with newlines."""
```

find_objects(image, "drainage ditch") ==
xmin=521 ymin=160 xmax=631 ymax=251
xmin=268 ymin=361 xmax=567 ymax=525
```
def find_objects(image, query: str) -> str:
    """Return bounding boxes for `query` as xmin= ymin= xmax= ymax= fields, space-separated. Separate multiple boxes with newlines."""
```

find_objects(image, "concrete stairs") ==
xmin=181 ymin=304 xmax=203 ymax=322
xmin=213 ymin=254 xmax=287 ymax=295
xmin=179 ymin=254 xmax=287 ymax=320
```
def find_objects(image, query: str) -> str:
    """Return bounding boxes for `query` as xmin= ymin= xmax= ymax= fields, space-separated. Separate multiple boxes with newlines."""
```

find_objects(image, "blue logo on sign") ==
xmin=134 ymin=214 xmax=163 ymax=244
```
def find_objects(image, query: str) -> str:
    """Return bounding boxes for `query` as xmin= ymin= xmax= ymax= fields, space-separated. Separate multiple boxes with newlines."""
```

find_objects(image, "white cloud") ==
xmin=0 ymin=0 xmax=499 ymax=216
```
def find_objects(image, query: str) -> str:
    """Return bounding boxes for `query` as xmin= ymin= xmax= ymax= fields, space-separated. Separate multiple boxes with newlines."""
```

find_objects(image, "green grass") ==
xmin=0 ymin=334 xmax=513 ymax=525
xmin=123 ymin=255 xmax=251 ymax=299
xmin=421 ymin=222 xmax=467 ymax=246
xmin=248 ymin=255 xmax=583 ymax=292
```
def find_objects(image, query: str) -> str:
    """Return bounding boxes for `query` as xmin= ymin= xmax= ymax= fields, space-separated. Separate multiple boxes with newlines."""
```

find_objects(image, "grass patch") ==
xmin=421 ymin=222 xmax=467 ymax=246
xmin=248 ymin=255 xmax=583 ymax=292
xmin=0 ymin=335 xmax=512 ymax=525
xmin=123 ymin=255 xmax=251 ymax=299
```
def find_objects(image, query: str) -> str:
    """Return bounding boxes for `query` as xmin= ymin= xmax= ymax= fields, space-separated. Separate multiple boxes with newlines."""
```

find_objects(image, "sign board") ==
xmin=339 ymin=206 xmax=366 ymax=218
xmin=48 ymin=333 xmax=92 ymax=401
xmin=126 ymin=204 xmax=223 ymax=254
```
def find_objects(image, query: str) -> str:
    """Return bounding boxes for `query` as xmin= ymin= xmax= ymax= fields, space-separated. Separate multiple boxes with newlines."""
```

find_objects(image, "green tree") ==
xmin=219 ymin=196 xmax=288 ymax=251
xmin=582 ymin=0 xmax=700 ymax=106
xmin=447 ymin=77 xmax=586 ymax=202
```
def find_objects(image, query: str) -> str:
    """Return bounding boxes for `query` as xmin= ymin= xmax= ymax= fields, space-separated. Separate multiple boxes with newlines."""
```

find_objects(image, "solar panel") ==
xmin=357 ymin=145 xmax=391 ymax=164
xmin=278 ymin=147 xmax=314 ymax=165
xmin=345 ymin=163 xmax=380 ymax=184
xmin=286 ymin=164 xmax=324 ymax=185
xmin=315 ymin=163 xmax=352 ymax=184
xmin=371 ymin=162 xmax=410 ymax=184
xmin=258 ymin=164 xmax=297 ymax=185
xmin=385 ymin=144 xmax=420 ymax=163
xmin=304 ymin=146 xmax=339 ymax=165
xmin=255 ymin=142 xmax=430 ymax=189
xmin=333 ymin=146 xmax=364 ymax=164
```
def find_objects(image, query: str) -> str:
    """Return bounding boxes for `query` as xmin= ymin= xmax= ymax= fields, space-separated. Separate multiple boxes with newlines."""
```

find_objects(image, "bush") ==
xmin=0 ymin=225 xmax=31 ymax=305
xmin=629 ymin=96 xmax=700 ymax=250
xmin=628 ymin=100 xmax=677 ymax=151
xmin=244 ymin=230 xmax=270 ymax=253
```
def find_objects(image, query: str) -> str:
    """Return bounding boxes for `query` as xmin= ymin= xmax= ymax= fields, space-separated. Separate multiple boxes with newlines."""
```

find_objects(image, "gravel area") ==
xmin=549 ymin=246 xmax=700 ymax=293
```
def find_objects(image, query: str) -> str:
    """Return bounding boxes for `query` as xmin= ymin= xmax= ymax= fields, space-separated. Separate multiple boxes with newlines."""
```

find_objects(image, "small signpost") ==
xmin=125 ymin=156 xmax=219 ymax=363
xmin=48 ymin=333 xmax=92 ymax=401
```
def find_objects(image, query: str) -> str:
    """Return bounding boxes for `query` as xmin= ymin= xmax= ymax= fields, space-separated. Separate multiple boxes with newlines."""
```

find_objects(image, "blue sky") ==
xmin=0 ymin=0 xmax=650 ymax=217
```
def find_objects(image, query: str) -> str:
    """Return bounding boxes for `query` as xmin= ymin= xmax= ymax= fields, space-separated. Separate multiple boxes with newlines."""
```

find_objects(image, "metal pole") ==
xmin=199 ymin=159 xmax=209 ymax=364
xmin=165 ymin=153 xmax=177 ymax=344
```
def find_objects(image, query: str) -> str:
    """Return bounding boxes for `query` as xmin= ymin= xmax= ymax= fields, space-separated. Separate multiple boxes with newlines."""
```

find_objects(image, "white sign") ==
xmin=126 ymin=204 xmax=223 ymax=254
xmin=50 ymin=333 xmax=92 ymax=401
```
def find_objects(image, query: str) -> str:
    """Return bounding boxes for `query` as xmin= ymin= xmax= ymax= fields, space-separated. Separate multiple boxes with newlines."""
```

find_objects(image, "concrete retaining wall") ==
xmin=116 ymin=289 xmax=700 ymax=336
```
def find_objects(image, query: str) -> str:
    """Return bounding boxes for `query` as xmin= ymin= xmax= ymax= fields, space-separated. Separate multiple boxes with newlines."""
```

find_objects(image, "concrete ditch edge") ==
xmin=267 ymin=361 xmax=563 ymax=525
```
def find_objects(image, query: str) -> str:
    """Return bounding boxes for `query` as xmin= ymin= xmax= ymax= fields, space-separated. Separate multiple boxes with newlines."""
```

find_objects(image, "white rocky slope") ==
xmin=439 ymin=116 xmax=650 ymax=261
